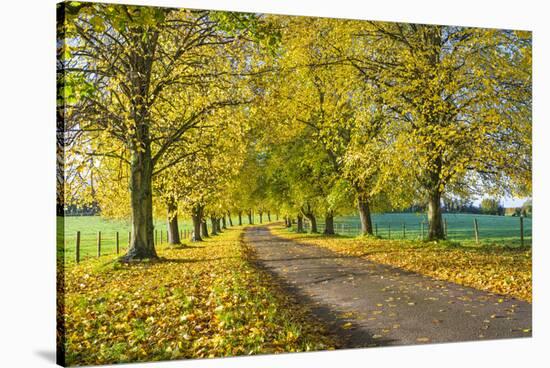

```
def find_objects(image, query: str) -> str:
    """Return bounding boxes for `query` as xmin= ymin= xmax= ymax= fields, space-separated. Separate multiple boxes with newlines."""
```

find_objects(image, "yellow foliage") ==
xmin=273 ymin=227 xmax=531 ymax=302
xmin=62 ymin=227 xmax=337 ymax=365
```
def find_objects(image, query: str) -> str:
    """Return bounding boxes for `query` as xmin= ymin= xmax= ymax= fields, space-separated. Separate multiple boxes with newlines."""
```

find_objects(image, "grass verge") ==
xmin=62 ymin=226 xmax=337 ymax=366
xmin=272 ymin=225 xmax=531 ymax=303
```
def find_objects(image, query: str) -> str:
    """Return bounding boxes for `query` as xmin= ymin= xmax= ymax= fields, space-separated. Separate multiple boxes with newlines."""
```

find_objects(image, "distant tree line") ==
xmin=402 ymin=197 xmax=532 ymax=217
xmin=64 ymin=203 xmax=99 ymax=216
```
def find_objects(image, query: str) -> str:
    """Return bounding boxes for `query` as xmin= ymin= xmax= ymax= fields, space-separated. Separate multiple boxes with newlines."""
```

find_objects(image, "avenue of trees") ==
xmin=58 ymin=3 xmax=532 ymax=261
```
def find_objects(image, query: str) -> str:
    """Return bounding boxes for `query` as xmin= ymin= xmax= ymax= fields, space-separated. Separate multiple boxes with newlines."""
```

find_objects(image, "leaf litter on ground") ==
xmin=62 ymin=227 xmax=338 ymax=366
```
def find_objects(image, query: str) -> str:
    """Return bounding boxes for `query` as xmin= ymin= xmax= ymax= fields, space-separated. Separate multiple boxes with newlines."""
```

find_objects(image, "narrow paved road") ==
xmin=244 ymin=225 xmax=532 ymax=348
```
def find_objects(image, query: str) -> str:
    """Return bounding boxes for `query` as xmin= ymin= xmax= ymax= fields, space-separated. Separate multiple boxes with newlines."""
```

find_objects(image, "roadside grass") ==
xmin=273 ymin=225 xmax=531 ymax=303
xmin=59 ymin=215 xmax=274 ymax=263
xmin=62 ymin=226 xmax=337 ymax=366
xmin=304 ymin=213 xmax=532 ymax=247
xmin=58 ymin=213 xmax=529 ymax=263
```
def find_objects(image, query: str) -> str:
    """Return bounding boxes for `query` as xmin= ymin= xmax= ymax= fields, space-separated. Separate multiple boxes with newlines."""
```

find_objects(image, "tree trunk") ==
xmin=191 ymin=205 xmax=202 ymax=242
xmin=166 ymin=197 xmax=180 ymax=245
xmin=117 ymin=28 xmax=161 ymax=262
xmin=227 ymin=211 xmax=233 ymax=226
xmin=267 ymin=211 xmax=271 ymax=222
xmin=248 ymin=210 xmax=253 ymax=224
xmin=304 ymin=213 xmax=318 ymax=233
xmin=222 ymin=216 xmax=227 ymax=229
xmin=123 ymin=144 xmax=157 ymax=261
xmin=210 ymin=216 xmax=218 ymax=235
xmin=324 ymin=211 xmax=335 ymax=235
xmin=358 ymin=195 xmax=373 ymax=236
xmin=238 ymin=211 xmax=242 ymax=226
xmin=259 ymin=211 xmax=263 ymax=223
xmin=217 ymin=218 xmax=222 ymax=232
xmin=296 ymin=214 xmax=304 ymax=232
xmin=307 ymin=214 xmax=318 ymax=233
xmin=201 ymin=219 xmax=209 ymax=238
xmin=427 ymin=190 xmax=445 ymax=240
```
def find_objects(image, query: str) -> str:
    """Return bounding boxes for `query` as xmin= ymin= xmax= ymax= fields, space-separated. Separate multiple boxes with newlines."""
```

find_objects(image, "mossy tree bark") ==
xmin=427 ymin=189 xmax=445 ymax=240
xmin=301 ymin=204 xmax=318 ymax=233
xmin=123 ymin=142 xmax=157 ymax=261
xmin=191 ymin=205 xmax=203 ymax=242
xmin=120 ymin=29 xmax=160 ymax=262
xmin=324 ymin=210 xmax=335 ymax=235
xmin=357 ymin=194 xmax=373 ymax=236
xmin=166 ymin=196 xmax=180 ymax=245
xmin=296 ymin=214 xmax=304 ymax=232
xmin=210 ymin=216 xmax=218 ymax=235
xmin=201 ymin=219 xmax=209 ymax=238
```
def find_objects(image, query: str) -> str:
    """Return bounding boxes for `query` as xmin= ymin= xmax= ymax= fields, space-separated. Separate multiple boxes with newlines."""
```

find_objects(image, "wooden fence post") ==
xmin=116 ymin=231 xmax=119 ymax=254
xmin=520 ymin=216 xmax=524 ymax=247
xmin=375 ymin=223 xmax=378 ymax=237
xmin=97 ymin=231 xmax=101 ymax=257
xmin=421 ymin=222 xmax=424 ymax=240
xmin=388 ymin=224 xmax=391 ymax=239
xmin=402 ymin=223 xmax=406 ymax=239
xmin=474 ymin=218 xmax=480 ymax=244
xmin=75 ymin=231 xmax=80 ymax=263
xmin=444 ymin=219 xmax=448 ymax=238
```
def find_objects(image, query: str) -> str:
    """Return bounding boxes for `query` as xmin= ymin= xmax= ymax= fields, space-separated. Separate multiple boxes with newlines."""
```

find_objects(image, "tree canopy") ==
xmin=58 ymin=2 xmax=532 ymax=260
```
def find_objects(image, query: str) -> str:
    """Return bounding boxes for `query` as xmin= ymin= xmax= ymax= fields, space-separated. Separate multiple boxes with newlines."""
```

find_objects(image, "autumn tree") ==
xmin=338 ymin=23 xmax=531 ymax=240
xmin=270 ymin=16 xmax=387 ymax=235
xmin=60 ymin=3 xmax=276 ymax=259
xmin=480 ymin=198 xmax=503 ymax=215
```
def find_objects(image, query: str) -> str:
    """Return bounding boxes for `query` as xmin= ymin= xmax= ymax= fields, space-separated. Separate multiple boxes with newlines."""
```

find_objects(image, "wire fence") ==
xmin=60 ymin=227 xmax=196 ymax=265
xmin=58 ymin=213 xmax=279 ymax=265
xmin=59 ymin=213 xmax=531 ymax=265
xmin=296 ymin=214 xmax=531 ymax=247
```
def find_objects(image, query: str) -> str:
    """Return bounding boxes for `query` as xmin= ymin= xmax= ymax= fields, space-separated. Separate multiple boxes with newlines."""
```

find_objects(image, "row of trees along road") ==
xmin=58 ymin=3 xmax=531 ymax=261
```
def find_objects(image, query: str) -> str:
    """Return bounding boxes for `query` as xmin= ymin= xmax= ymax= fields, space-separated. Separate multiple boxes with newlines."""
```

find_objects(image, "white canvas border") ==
xmin=0 ymin=1 xmax=547 ymax=367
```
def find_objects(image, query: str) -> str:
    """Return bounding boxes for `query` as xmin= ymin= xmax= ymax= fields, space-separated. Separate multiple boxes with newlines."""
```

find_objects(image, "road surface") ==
xmin=243 ymin=225 xmax=532 ymax=348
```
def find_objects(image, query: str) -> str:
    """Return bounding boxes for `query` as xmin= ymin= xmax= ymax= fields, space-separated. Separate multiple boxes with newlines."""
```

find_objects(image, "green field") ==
xmin=300 ymin=213 xmax=532 ymax=247
xmin=58 ymin=214 xmax=273 ymax=263
xmin=59 ymin=212 xmax=531 ymax=264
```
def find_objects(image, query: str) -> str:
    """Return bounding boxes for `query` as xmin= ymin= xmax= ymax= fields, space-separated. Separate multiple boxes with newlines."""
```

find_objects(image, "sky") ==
xmin=472 ymin=197 xmax=530 ymax=208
